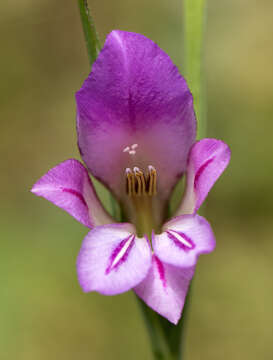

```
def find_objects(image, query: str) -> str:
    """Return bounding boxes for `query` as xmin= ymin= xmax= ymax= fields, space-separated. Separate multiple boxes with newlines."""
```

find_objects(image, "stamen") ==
xmin=126 ymin=168 xmax=136 ymax=196
xmin=147 ymin=165 xmax=157 ymax=196
xmin=134 ymin=167 xmax=142 ymax=196
xmin=125 ymin=166 xmax=157 ymax=197
xmin=134 ymin=167 xmax=146 ymax=196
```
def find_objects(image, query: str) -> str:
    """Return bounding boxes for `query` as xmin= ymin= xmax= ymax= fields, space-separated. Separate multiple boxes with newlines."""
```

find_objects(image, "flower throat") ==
xmin=125 ymin=166 xmax=159 ymax=238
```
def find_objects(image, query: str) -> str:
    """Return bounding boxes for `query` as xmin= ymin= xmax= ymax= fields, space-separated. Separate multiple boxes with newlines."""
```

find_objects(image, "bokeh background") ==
xmin=1 ymin=0 xmax=273 ymax=359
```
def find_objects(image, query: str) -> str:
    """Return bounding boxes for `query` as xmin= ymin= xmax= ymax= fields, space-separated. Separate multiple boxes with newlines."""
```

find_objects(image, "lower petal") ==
xmin=77 ymin=223 xmax=152 ymax=295
xmin=134 ymin=255 xmax=194 ymax=324
xmin=153 ymin=215 xmax=216 ymax=268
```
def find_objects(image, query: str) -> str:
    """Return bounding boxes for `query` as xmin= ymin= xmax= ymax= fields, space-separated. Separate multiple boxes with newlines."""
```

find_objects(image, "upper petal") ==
xmin=77 ymin=223 xmax=152 ymax=295
xmin=134 ymin=255 xmax=194 ymax=324
xmin=177 ymin=138 xmax=231 ymax=215
xmin=31 ymin=159 xmax=113 ymax=228
xmin=76 ymin=30 xmax=196 ymax=201
xmin=153 ymin=214 xmax=215 ymax=268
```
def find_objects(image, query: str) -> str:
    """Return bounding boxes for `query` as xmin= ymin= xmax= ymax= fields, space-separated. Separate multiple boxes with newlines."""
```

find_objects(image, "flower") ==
xmin=31 ymin=30 xmax=230 ymax=324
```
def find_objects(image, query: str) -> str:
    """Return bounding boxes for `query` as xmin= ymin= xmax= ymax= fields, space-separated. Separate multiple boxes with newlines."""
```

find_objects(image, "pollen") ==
xmin=126 ymin=166 xmax=157 ymax=197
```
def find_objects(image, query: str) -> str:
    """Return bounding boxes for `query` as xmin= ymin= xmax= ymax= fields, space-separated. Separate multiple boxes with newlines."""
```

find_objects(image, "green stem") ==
xmin=136 ymin=297 xmax=174 ymax=360
xmin=137 ymin=287 xmax=192 ymax=360
xmin=77 ymin=0 xmax=101 ymax=67
xmin=184 ymin=0 xmax=207 ymax=138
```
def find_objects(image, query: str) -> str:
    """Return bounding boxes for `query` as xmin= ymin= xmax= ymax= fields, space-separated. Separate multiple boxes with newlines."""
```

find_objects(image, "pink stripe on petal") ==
xmin=154 ymin=256 xmax=166 ymax=288
xmin=134 ymin=254 xmax=194 ymax=324
xmin=194 ymin=157 xmax=214 ymax=189
xmin=62 ymin=188 xmax=88 ymax=208
xmin=105 ymin=235 xmax=135 ymax=274
xmin=166 ymin=230 xmax=195 ymax=252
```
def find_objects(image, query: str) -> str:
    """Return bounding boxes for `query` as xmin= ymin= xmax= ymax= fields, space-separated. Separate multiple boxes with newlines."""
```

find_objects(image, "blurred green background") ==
xmin=1 ymin=0 xmax=273 ymax=359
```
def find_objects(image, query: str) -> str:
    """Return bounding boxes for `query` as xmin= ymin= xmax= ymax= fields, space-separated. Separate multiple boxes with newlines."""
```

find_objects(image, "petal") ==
xmin=31 ymin=159 xmax=113 ymax=228
xmin=177 ymin=138 xmax=231 ymax=215
xmin=77 ymin=223 xmax=152 ymax=295
xmin=134 ymin=255 xmax=194 ymax=324
xmin=76 ymin=30 xmax=196 ymax=201
xmin=153 ymin=215 xmax=215 ymax=268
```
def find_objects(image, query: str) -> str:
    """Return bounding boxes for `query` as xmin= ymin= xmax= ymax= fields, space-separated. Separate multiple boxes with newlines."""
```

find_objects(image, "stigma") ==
xmin=126 ymin=166 xmax=157 ymax=197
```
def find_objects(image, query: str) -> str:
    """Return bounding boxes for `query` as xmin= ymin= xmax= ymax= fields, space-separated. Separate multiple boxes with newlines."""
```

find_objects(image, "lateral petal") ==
xmin=31 ymin=159 xmax=112 ymax=228
xmin=77 ymin=223 xmax=152 ymax=295
xmin=177 ymin=138 xmax=231 ymax=215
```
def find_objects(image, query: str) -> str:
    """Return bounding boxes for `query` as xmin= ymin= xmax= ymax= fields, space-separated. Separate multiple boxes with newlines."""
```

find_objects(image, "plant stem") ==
xmin=136 ymin=297 xmax=174 ymax=360
xmin=77 ymin=0 xmax=101 ymax=68
xmin=184 ymin=0 xmax=207 ymax=138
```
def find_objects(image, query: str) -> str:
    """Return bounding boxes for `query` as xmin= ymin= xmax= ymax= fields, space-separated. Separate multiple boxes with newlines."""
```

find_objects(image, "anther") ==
xmin=125 ymin=166 xmax=157 ymax=197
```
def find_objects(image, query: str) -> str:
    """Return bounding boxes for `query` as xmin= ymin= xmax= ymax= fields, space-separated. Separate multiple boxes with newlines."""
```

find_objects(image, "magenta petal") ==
xmin=77 ymin=223 xmax=152 ymax=295
xmin=31 ymin=159 xmax=113 ymax=228
xmin=134 ymin=255 xmax=194 ymax=324
xmin=178 ymin=138 xmax=231 ymax=215
xmin=153 ymin=215 xmax=215 ymax=268
xmin=76 ymin=30 xmax=196 ymax=200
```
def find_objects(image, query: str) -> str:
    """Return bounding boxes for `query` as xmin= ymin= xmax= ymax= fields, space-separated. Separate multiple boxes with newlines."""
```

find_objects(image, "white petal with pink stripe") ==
xmin=153 ymin=214 xmax=216 ymax=268
xmin=77 ymin=223 xmax=152 ymax=295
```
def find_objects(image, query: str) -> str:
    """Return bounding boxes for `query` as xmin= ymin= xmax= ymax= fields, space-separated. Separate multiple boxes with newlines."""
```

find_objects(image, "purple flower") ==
xmin=31 ymin=31 xmax=230 ymax=324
